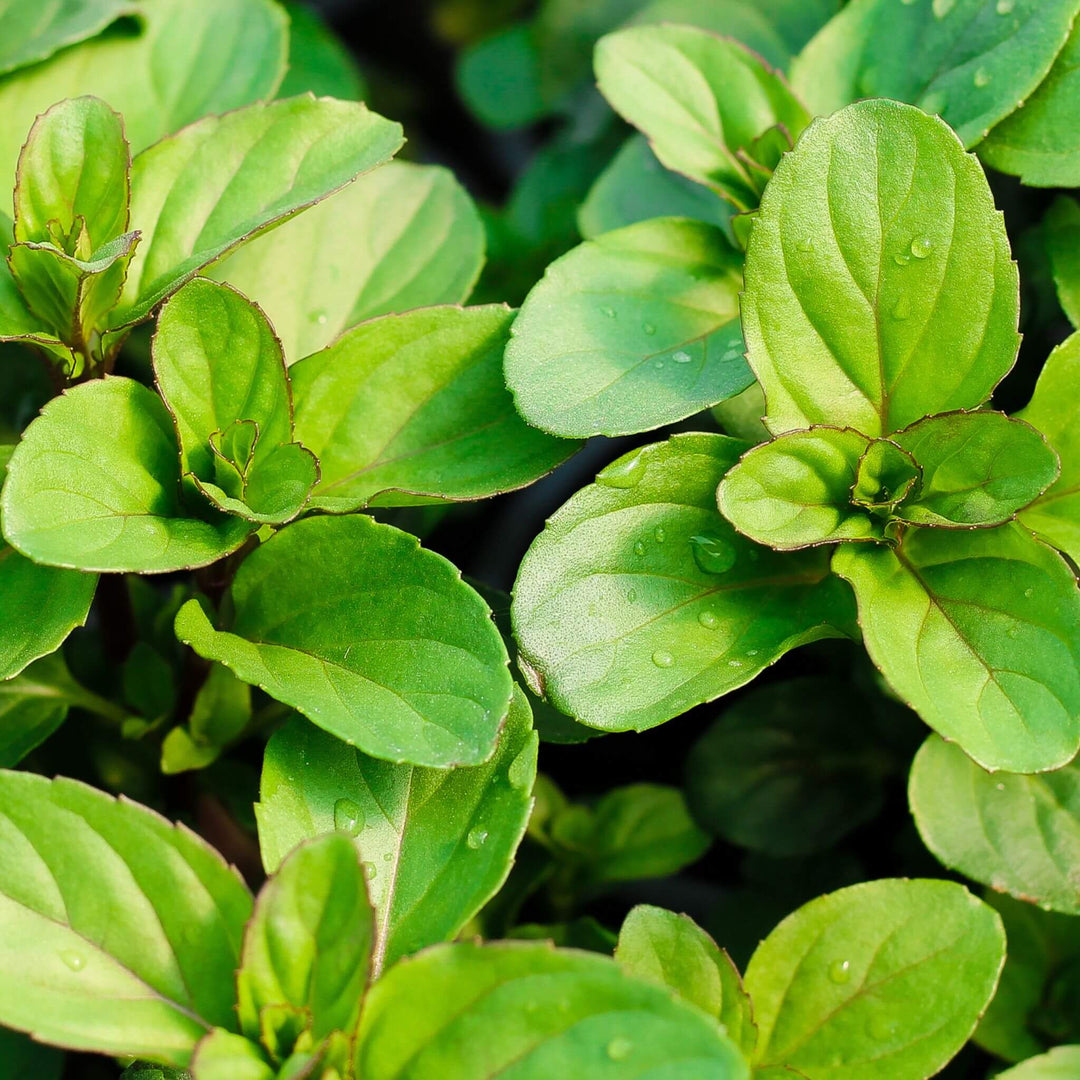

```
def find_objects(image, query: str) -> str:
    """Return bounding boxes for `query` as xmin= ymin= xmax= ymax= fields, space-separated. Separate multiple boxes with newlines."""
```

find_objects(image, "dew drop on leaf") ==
xmin=59 ymin=949 xmax=86 ymax=972
xmin=698 ymin=610 xmax=718 ymax=629
xmin=601 ymin=306 xmax=617 ymax=319
xmin=607 ymin=1037 xmax=633 ymax=1061
xmin=690 ymin=534 xmax=736 ymax=575
xmin=1024 ymin=587 xmax=1033 ymax=599
xmin=308 ymin=308 xmax=329 ymax=326
xmin=596 ymin=453 xmax=646 ymax=489
xmin=893 ymin=252 xmax=911 ymax=266
xmin=654 ymin=526 xmax=666 ymax=543
xmin=467 ymin=826 xmax=489 ymax=849
xmin=642 ymin=322 xmax=656 ymax=336
xmin=627 ymin=588 xmax=637 ymax=603
xmin=1007 ymin=625 xmax=1021 ymax=638
xmin=910 ymin=236 xmax=934 ymax=259
xmin=363 ymin=861 xmax=377 ymax=880
xmin=973 ymin=68 xmax=991 ymax=88
xmin=333 ymin=798 xmax=364 ymax=836
xmin=634 ymin=541 xmax=647 ymax=557
xmin=672 ymin=350 xmax=693 ymax=364
xmin=797 ymin=236 xmax=814 ymax=253
xmin=828 ymin=959 xmax=852 ymax=984
xmin=652 ymin=651 xmax=674 ymax=668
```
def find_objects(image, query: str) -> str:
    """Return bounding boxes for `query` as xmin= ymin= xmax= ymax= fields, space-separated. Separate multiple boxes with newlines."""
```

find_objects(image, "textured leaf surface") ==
xmin=292 ymin=305 xmax=576 ymax=511
xmin=791 ymin=0 xmax=1080 ymax=147
xmin=0 ymin=0 xmax=136 ymax=77
xmin=1 ymin=378 xmax=252 ymax=573
xmin=595 ymin=24 xmax=810 ymax=208
xmin=237 ymin=834 xmax=373 ymax=1045
xmin=117 ymin=96 xmax=403 ymax=324
xmin=742 ymin=99 xmax=1020 ymax=437
xmin=354 ymin=941 xmax=751 ymax=1079
xmin=832 ymin=523 xmax=1080 ymax=773
xmin=176 ymin=514 xmax=512 ymax=768
xmin=1017 ymin=333 xmax=1080 ymax=563
xmin=615 ymin=904 xmax=756 ymax=1056
xmin=910 ymin=734 xmax=1080 ymax=915
xmin=0 ymin=0 xmax=288 ymax=193
xmin=256 ymin=690 xmax=536 ymax=974
xmin=506 ymin=218 xmax=750 ymax=438
xmin=512 ymin=433 xmax=855 ymax=732
xmin=0 ymin=770 xmax=252 ymax=1064
xmin=745 ymin=879 xmax=1006 ymax=1080
xmin=213 ymin=161 xmax=483 ymax=364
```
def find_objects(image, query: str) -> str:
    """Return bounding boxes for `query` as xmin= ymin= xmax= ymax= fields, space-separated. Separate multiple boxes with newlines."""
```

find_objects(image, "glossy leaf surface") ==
xmin=0 ymin=0 xmax=136 ymax=77
xmin=741 ymin=99 xmax=1020 ymax=437
xmin=506 ymin=218 xmax=750 ymax=438
xmin=512 ymin=433 xmax=855 ymax=731
xmin=745 ymin=879 xmax=1006 ymax=1079
xmin=175 ymin=514 xmax=512 ymax=768
xmin=832 ymin=523 xmax=1080 ymax=773
xmin=0 ymin=770 xmax=252 ymax=1064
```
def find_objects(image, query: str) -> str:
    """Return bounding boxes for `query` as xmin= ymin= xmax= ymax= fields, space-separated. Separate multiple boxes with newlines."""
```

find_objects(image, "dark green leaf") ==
xmin=1045 ymin=198 xmax=1080 ymax=329
xmin=161 ymin=664 xmax=251 ymax=775
xmin=832 ymin=522 xmax=1080 ymax=773
xmin=742 ymin=99 xmax=1020 ymax=436
xmin=506 ymin=218 xmax=750 ymax=438
xmin=175 ymin=514 xmax=512 ymax=768
xmin=456 ymin=23 xmax=547 ymax=130
xmin=278 ymin=2 xmax=366 ymax=101
xmin=0 ymin=0 xmax=136 ymax=77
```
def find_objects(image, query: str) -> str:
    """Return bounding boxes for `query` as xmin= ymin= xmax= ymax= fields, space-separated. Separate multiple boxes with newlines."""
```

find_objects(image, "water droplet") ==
xmin=597 ymin=452 xmax=646 ymax=489
xmin=892 ymin=294 xmax=911 ymax=320
xmin=1024 ymin=587 xmax=1034 ymax=598
xmin=627 ymin=588 xmax=638 ymax=603
xmin=633 ymin=540 xmax=647 ymax=558
xmin=601 ymin=306 xmax=616 ymax=319
xmin=747 ymin=649 xmax=759 ymax=657
xmin=797 ymin=236 xmax=814 ymax=253
xmin=59 ymin=949 xmax=85 ymax=972
xmin=728 ymin=658 xmax=744 ymax=668
xmin=654 ymin=526 xmax=666 ymax=543
xmin=652 ymin=651 xmax=674 ymax=668
xmin=973 ymin=67 xmax=991 ymax=88
xmin=698 ymin=611 xmax=718 ymax=629
xmin=467 ymin=827 xmax=489 ymax=849
xmin=672 ymin=350 xmax=693 ymax=364
xmin=893 ymin=252 xmax=911 ymax=266
xmin=828 ymin=960 xmax=851 ymax=984
xmin=996 ymin=0 xmax=1014 ymax=13
xmin=910 ymin=236 xmax=934 ymax=259
xmin=995 ymin=782 xmax=1006 ymax=792
xmin=642 ymin=322 xmax=656 ymax=336
xmin=1007 ymin=625 xmax=1020 ymax=639
xmin=363 ymin=861 xmax=377 ymax=880
xmin=309 ymin=308 xmax=328 ymax=325
xmin=690 ymin=533 xmax=737 ymax=575
xmin=508 ymin=746 xmax=533 ymax=791
xmin=607 ymin=1037 xmax=633 ymax=1062
xmin=383 ymin=852 xmax=393 ymax=861
xmin=932 ymin=0 xmax=955 ymax=17
xmin=654 ymin=360 xmax=664 ymax=369
xmin=334 ymin=798 xmax=364 ymax=836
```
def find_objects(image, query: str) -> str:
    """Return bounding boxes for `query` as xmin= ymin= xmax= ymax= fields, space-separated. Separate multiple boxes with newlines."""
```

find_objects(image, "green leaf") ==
xmin=0 ymin=0 xmax=288 ymax=194
xmin=892 ymin=411 xmax=1059 ymax=528
xmin=175 ymin=513 xmax=513 ymax=768
xmin=0 ymin=0 xmax=136 ymax=77
xmin=354 ymin=941 xmax=752 ymax=1079
xmin=456 ymin=23 xmax=547 ymax=131
xmin=0 ymin=1026 xmax=63 ymax=1080
xmin=745 ymin=878 xmax=1006 ymax=1079
xmin=255 ymin=689 xmax=536 ymax=975
xmin=1017 ymin=333 xmax=1080 ymax=563
xmin=1 ymin=378 xmax=253 ymax=573
xmin=278 ymin=2 xmax=367 ymax=101
xmin=116 ymin=95 xmax=404 ymax=326
xmin=578 ymin=134 xmax=734 ymax=241
xmin=594 ymin=24 xmax=810 ymax=209
xmin=741 ymin=98 xmax=1020 ymax=437
xmin=790 ymin=0 xmax=1080 ymax=148
xmin=832 ymin=522 xmax=1080 ymax=773
xmin=850 ymin=437 xmax=921 ymax=512
xmin=505 ymin=218 xmax=750 ymax=438
xmin=0 ymin=770 xmax=253 ymax=1065
xmin=685 ymin=677 xmax=890 ymax=857
xmin=997 ymin=1048 xmax=1080 ymax=1080
xmin=0 ymin=253 xmax=71 ymax=361
xmin=615 ymin=904 xmax=756 ymax=1056
xmin=188 ymin=1030 xmax=272 ymax=1080
xmin=161 ymin=663 xmax=251 ymax=775
xmin=1045 ymin=197 xmax=1080 ymax=329
xmin=212 ymin=160 xmax=484 ymax=364
xmin=718 ymin=427 xmax=888 ymax=549
xmin=980 ymin=19 xmax=1080 ymax=187
xmin=910 ymin=734 xmax=1080 ymax=915
xmin=512 ymin=433 xmax=855 ymax=731
xmin=237 ymin=834 xmax=373 ymax=1050
xmin=291 ymin=305 xmax=577 ymax=511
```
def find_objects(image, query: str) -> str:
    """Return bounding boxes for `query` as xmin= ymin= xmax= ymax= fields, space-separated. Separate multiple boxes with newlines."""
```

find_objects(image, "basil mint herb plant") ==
xmin=1 ymin=2 xmax=1080 ymax=1078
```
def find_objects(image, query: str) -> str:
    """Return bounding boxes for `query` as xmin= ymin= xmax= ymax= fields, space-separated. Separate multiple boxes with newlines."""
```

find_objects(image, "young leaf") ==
xmin=0 ymin=0 xmax=288 ymax=193
xmin=615 ymin=904 xmax=756 ymax=1056
xmin=505 ymin=218 xmax=750 ymax=438
xmin=0 ymin=0 xmax=136 ymax=78
xmin=255 ymin=688 xmax=537 ymax=975
xmin=892 ymin=411 xmax=1059 ymax=528
xmin=910 ymin=734 xmax=1080 ymax=916
xmin=354 ymin=941 xmax=752 ymax=1079
xmin=1045 ymin=198 xmax=1080 ymax=329
xmin=161 ymin=663 xmax=251 ymax=775
xmin=0 ymin=253 xmax=71 ymax=362
xmin=0 ymin=770 xmax=253 ymax=1065
xmin=188 ymin=1030 xmax=273 ymax=1080
xmin=741 ymin=98 xmax=1020 ymax=437
xmin=594 ymin=24 xmax=810 ymax=209
xmin=1017 ymin=333 xmax=1080 ymax=563
xmin=291 ymin=305 xmax=578 ymax=511
xmin=578 ymin=134 xmax=733 ymax=241
xmin=745 ymin=879 xmax=1006 ymax=1079
xmin=790 ymin=0 xmax=1080 ymax=148
xmin=979 ymin=19 xmax=1080 ymax=187
xmin=997 ymin=1048 xmax=1080 ymax=1080
xmin=512 ymin=433 xmax=856 ymax=732
xmin=212 ymin=161 xmax=484 ymax=363
xmin=685 ymin=677 xmax=890 ymax=857
xmin=1 ymin=378 xmax=253 ymax=573
xmin=175 ymin=513 xmax=513 ymax=769
xmin=718 ymin=427 xmax=886 ymax=549
xmin=115 ymin=95 xmax=404 ymax=326
xmin=237 ymin=834 xmax=373 ymax=1048
xmin=850 ymin=438 xmax=921 ymax=512
xmin=832 ymin=522 xmax=1080 ymax=774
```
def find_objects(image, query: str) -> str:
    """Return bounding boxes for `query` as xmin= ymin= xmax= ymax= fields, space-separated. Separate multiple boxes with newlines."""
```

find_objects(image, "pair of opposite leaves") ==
xmin=0 ymin=765 xmax=1008 ymax=1080
xmin=511 ymin=98 xmax=1080 ymax=776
